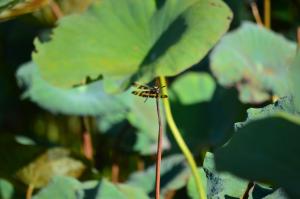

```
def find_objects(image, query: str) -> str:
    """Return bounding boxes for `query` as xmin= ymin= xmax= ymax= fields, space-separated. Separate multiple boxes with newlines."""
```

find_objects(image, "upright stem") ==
xmin=49 ymin=0 xmax=63 ymax=19
xmin=264 ymin=0 xmax=271 ymax=29
xmin=111 ymin=162 xmax=120 ymax=183
xmin=297 ymin=27 xmax=300 ymax=47
xmin=250 ymin=2 xmax=263 ymax=26
xmin=159 ymin=76 xmax=207 ymax=199
xmin=81 ymin=116 xmax=94 ymax=161
xmin=26 ymin=184 xmax=34 ymax=199
xmin=155 ymin=85 xmax=164 ymax=199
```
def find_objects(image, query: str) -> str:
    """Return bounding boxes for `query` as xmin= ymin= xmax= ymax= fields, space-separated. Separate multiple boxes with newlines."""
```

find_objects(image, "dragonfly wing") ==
xmin=132 ymin=82 xmax=151 ymax=90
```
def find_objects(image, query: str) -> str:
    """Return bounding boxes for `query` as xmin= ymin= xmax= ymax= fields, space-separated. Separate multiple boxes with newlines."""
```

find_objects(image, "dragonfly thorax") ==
xmin=152 ymin=86 xmax=160 ymax=94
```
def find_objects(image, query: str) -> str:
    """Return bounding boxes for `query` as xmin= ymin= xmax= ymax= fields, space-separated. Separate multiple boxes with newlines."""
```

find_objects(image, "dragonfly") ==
xmin=131 ymin=82 xmax=168 ymax=102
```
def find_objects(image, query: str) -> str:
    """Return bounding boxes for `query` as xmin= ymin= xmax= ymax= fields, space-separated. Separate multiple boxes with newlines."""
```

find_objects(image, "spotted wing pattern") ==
xmin=131 ymin=90 xmax=168 ymax=99
xmin=132 ymin=82 xmax=151 ymax=90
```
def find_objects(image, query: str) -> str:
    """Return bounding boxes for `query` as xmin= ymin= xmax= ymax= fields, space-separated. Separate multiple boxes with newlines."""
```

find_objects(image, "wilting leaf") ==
xmin=34 ymin=0 xmax=93 ymax=24
xmin=215 ymin=112 xmax=300 ymax=198
xmin=210 ymin=22 xmax=296 ymax=103
xmin=33 ymin=0 xmax=232 ymax=89
xmin=0 ymin=0 xmax=49 ymax=21
xmin=187 ymin=152 xmax=248 ymax=199
xmin=16 ymin=147 xmax=86 ymax=188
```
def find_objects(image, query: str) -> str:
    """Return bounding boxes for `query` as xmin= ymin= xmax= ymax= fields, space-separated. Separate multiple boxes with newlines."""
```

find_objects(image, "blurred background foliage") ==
xmin=0 ymin=0 xmax=300 ymax=198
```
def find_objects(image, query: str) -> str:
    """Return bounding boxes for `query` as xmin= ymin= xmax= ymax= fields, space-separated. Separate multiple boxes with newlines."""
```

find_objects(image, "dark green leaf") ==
xmin=169 ymin=85 xmax=244 ymax=152
xmin=215 ymin=113 xmax=300 ymax=198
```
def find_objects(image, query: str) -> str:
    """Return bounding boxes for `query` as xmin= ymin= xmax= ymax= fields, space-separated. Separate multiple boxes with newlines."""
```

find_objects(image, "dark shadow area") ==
xmin=128 ymin=15 xmax=187 ymax=83
xmin=167 ymin=86 xmax=247 ymax=155
xmin=83 ymin=182 xmax=101 ymax=199
xmin=155 ymin=0 xmax=166 ymax=9
xmin=251 ymin=184 xmax=274 ymax=199
xmin=140 ymin=16 xmax=187 ymax=67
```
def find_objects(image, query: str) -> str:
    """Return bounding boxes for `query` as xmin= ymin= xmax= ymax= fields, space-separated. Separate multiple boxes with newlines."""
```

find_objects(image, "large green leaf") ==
xmin=16 ymin=62 xmax=131 ymax=116
xmin=187 ymin=152 xmax=248 ymax=199
xmin=16 ymin=147 xmax=86 ymax=188
xmin=215 ymin=113 xmax=300 ymax=198
xmin=0 ymin=0 xmax=49 ymax=21
xmin=33 ymin=0 xmax=232 ymax=89
xmin=127 ymin=154 xmax=190 ymax=198
xmin=210 ymin=22 xmax=297 ymax=103
xmin=0 ymin=179 xmax=14 ymax=199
